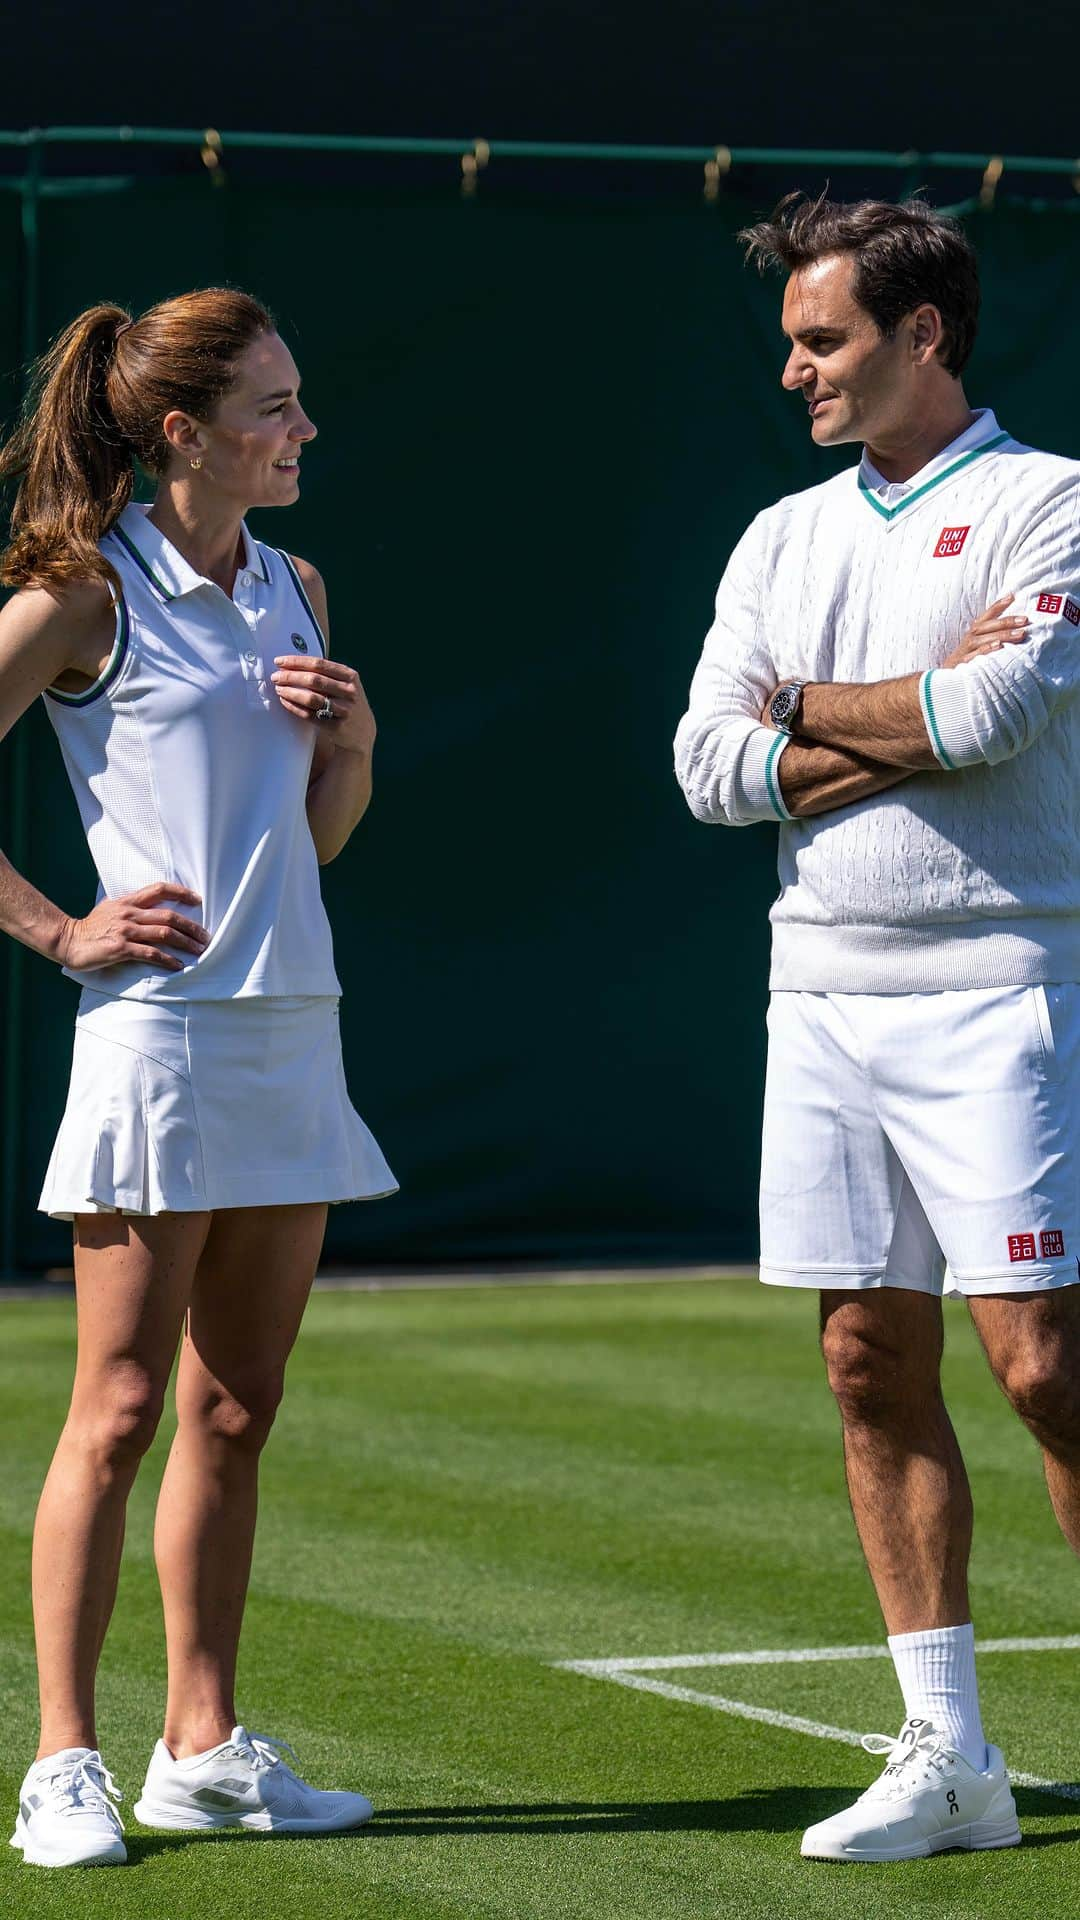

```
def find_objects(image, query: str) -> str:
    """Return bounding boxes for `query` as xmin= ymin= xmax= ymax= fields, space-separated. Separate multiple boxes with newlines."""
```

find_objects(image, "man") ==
xmin=674 ymin=192 xmax=1080 ymax=1864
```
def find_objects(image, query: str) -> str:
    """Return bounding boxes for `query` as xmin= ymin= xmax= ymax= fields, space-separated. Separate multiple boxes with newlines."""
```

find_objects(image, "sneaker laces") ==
xmin=859 ymin=1721 xmax=958 ymax=1801
xmin=231 ymin=1728 xmax=302 ymax=1778
xmin=38 ymin=1753 xmax=125 ymax=1829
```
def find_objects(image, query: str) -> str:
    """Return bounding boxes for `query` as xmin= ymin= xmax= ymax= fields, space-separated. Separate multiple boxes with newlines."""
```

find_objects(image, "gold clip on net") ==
xmin=461 ymin=138 xmax=490 ymax=198
xmin=703 ymin=146 xmax=732 ymax=203
xmin=201 ymin=128 xmax=226 ymax=188
xmin=979 ymin=154 xmax=1004 ymax=209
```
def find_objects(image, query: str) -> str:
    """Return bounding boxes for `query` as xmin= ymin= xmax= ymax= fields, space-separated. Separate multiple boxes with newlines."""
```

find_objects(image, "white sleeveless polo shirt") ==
xmin=43 ymin=502 xmax=341 ymax=1001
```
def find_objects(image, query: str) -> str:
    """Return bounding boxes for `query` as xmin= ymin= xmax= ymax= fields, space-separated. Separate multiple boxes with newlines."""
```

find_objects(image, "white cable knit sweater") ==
xmin=674 ymin=411 xmax=1080 ymax=991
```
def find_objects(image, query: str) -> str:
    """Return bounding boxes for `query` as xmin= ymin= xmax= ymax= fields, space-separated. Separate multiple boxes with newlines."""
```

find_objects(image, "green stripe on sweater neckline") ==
xmin=857 ymin=432 xmax=1010 ymax=523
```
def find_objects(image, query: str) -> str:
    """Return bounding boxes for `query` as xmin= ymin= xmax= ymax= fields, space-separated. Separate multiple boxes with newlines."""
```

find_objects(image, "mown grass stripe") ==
xmin=560 ymin=1634 xmax=1080 ymax=1673
xmin=2 ymin=1280 xmax=1078 ymax=1918
xmin=566 ymin=1664 xmax=1080 ymax=1804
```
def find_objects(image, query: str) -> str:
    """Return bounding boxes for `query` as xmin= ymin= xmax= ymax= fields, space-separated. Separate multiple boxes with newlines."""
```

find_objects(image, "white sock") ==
xmin=886 ymin=1622 xmax=987 ymax=1769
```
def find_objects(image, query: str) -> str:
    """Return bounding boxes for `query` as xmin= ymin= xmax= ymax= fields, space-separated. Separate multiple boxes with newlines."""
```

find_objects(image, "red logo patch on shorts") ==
xmin=1040 ymin=1230 xmax=1066 ymax=1259
xmin=1036 ymin=592 xmax=1063 ymax=614
xmin=1065 ymin=599 xmax=1080 ymax=627
xmin=933 ymin=526 xmax=970 ymax=558
xmin=1008 ymin=1233 xmax=1037 ymax=1262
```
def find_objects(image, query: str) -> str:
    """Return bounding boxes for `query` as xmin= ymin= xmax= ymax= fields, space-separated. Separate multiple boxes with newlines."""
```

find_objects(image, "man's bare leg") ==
xmin=797 ymin=1286 xmax=1012 ymax=1869
xmin=969 ymin=1288 xmax=1080 ymax=1552
xmin=820 ymin=1289 xmax=973 ymax=1631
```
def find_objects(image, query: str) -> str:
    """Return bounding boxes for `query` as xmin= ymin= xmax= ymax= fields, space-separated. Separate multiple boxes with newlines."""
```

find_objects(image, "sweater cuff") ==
xmin=741 ymin=725 xmax=793 ymax=822
xmin=919 ymin=669 xmax=982 ymax=771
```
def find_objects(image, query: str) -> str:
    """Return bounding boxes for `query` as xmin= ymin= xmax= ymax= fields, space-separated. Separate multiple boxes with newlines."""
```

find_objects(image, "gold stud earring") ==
xmin=190 ymin=457 xmax=203 ymax=471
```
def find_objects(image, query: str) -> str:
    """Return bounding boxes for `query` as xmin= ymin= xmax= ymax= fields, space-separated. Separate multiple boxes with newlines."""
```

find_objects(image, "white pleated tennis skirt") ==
xmin=39 ymin=988 xmax=399 ymax=1218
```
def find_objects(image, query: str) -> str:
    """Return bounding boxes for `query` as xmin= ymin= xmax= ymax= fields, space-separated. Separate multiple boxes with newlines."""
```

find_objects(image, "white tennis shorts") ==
xmin=759 ymin=984 xmax=1080 ymax=1298
xmin=39 ymin=988 xmax=399 ymax=1218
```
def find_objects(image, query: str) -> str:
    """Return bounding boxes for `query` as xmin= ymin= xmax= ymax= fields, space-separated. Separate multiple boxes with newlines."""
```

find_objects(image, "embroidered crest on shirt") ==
xmin=933 ymin=526 xmax=970 ymax=558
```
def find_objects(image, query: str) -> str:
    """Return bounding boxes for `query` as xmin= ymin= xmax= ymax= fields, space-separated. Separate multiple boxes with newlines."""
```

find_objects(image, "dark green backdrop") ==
xmin=3 ymin=186 xmax=1078 ymax=1272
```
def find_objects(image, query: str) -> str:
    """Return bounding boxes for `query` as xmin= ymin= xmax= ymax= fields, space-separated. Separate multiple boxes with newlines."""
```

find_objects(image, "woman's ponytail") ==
xmin=0 ymin=304 xmax=135 ymax=593
xmin=1 ymin=287 xmax=272 ymax=594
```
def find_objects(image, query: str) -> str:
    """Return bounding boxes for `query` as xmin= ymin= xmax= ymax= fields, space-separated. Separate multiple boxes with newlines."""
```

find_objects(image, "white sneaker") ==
xmin=133 ymin=1725 xmax=374 ymax=1833
xmin=9 ymin=1748 xmax=126 ymax=1868
xmin=801 ymin=1717 xmax=1021 ymax=1862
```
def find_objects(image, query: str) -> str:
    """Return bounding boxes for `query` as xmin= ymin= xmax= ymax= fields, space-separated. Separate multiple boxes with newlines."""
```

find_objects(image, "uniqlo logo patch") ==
xmin=1040 ymin=1230 xmax=1066 ymax=1259
xmin=1036 ymin=592 xmax=1063 ymax=614
xmin=1065 ymin=599 xmax=1080 ymax=627
xmin=933 ymin=526 xmax=970 ymax=558
xmin=1008 ymin=1233 xmax=1037 ymax=1262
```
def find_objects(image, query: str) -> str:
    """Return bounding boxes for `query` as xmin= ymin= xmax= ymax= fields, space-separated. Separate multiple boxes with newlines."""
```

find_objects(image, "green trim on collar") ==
xmin=111 ymin=523 xmax=176 ymax=600
xmin=857 ymin=432 xmax=1010 ymax=523
xmin=45 ymin=597 xmax=130 ymax=707
xmin=765 ymin=732 xmax=790 ymax=822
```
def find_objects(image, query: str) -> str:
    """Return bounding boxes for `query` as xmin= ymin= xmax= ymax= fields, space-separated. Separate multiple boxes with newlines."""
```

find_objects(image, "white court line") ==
xmin=557 ymin=1635 xmax=1080 ymax=1676
xmin=553 ymin=1640 xmax=1080 ymax=1804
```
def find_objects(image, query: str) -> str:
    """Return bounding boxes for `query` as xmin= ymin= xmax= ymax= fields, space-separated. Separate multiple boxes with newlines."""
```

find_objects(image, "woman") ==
xmin=0 ymin=290 xmax=396 ymax=1868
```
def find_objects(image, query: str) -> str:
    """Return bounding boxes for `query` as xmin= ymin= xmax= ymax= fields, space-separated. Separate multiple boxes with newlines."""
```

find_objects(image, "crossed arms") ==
xmin=767 ymin=608 xmax=1020 ymax=817
xmin=674 ymin=483 xmax=1080 ymax=827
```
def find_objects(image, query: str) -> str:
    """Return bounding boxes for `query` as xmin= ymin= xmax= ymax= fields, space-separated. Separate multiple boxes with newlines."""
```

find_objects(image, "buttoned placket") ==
xmin=228 ymin=570 xmax=270 ymax=710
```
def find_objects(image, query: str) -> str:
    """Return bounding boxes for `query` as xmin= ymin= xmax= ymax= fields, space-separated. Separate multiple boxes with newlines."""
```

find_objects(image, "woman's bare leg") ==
xmin=152 ymin=1202 xmax=327 ymax=1758
xmin=32 ymin=1211 xmax=210 ymax=1758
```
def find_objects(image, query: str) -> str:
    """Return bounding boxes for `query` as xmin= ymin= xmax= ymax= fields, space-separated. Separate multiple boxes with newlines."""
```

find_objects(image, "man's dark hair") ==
xmin=739 ymin=192 xmax=980 ymax=378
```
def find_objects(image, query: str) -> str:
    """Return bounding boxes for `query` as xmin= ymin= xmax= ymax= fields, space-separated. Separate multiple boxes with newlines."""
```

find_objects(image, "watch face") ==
xmin=771 ymin=684 xmax=800 ymax=727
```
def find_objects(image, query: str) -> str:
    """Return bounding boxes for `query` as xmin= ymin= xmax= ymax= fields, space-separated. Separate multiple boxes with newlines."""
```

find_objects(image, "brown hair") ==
xmin=739 ymin=193 xmax=980 ymax=377
xmin=0 ymin=287 xmax=274 ymax=592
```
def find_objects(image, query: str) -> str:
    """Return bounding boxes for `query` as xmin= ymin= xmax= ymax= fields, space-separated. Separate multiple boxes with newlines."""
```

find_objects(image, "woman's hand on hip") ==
xmin=271 ymin=655 xmax=376 ymax=756
xmin=58 ymin=883 xmax=211 ymax=974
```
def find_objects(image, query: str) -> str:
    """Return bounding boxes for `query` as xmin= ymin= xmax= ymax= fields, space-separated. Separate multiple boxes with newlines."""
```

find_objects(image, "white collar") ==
xmin=109 ymin=502 xmax=268 ymax=602
xmin=859 ymin=408 xmax=1004 ymax=501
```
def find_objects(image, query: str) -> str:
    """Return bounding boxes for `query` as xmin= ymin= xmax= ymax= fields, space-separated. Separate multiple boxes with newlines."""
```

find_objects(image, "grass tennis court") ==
xmin=1 ymin=1273 xmax=1078 ymax=1918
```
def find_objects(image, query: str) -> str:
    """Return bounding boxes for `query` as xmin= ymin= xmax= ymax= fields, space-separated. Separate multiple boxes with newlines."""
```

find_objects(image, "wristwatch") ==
xmin=769 ymin=681 xmax=806 ymax=735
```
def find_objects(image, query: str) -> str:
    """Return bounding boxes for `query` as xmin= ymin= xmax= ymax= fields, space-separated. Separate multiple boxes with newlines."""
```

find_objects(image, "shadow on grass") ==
xmin=371 ymin=1792 xmax=873 ymax=1836
xmin=115 ymin=1788 xmax=1080 ymax=1860
xmin=1014 ymin=1785 xmax=1080 ymax=1842
xmin=123 ymin=1830 xmax=268 ymax=1863
xmin=371 ymin=1789 xmax=1080 ymax=1845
